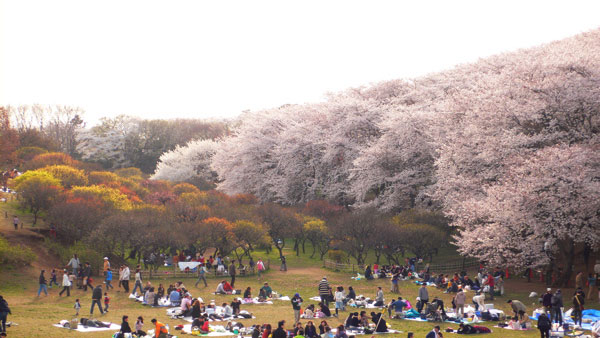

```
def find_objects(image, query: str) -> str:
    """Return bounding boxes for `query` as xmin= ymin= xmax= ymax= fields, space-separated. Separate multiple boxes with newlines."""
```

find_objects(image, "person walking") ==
xmin=90 ymin=285 xmax=104 ymax=316
xmin=122 ymin=265 xmax=131 ymax=293
xmin=103 ymin=257 xmax=110 ymax=277
xmin=229 ymin=260 xmax=237 ymax=287
xmin=59 ymin=270 xmax=71 ymax=297
xmin=537 ymin=312 xmax=551 ymax=338
xmin=74 ymin=299 xmax=81 ymax=316
xmin=0 ymin=295 xmax=11 ymax=334
xmin=49 ymin=269 xmax=59 ymax=288
xmin=319 ymin=277 xmax=330 ymax=307
xmin=37 ymin=270 xmax=48 ymax=296
xmin=195 ymin=264 xmax=208 ymax=288
xmin=292 ymin=293 xmax=303 ymax=323
xmin=67 ymin=254 xmax=80 ymax=276
xmin=588 ymin=273 xmax=596 ymax=301
xmin=105 ymin=268 xmax=114 ymax=290
xmin=82 ymin=262 xmax=92 ymax=291
xmin=103 ymin=292 xmax=110 ymax=312
xmin=132 ymin=268 xmax=142 ymax=296
xmin=256 ymin=259 xmax=265 ymax=280
xmin=12 ymin=216 xmax=18 ymax=230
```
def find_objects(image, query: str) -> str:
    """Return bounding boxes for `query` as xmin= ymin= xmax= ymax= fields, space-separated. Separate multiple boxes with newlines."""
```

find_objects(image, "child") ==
xmin=49 ymin=269 xmax=58 ymax=288
xmin=74 ymin=299 xmax=81 ymax=316
xmin=104 ymin=292 xmax=110 ymax=312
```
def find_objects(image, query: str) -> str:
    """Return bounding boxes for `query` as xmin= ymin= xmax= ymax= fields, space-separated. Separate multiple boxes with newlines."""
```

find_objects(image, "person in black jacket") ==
xmin=83 ymin=263 xmax=93 ymax=291
xmin=291 ymin=293 xmax=303 ymax=324
xmin=119 ymin=315 xmax=132 ymax=336
xmin=37 ymin=270 xmax=48 ymax=297
xmin=551 ymin=289 xmax=563 ymax=324
xmin=0 ymin=295 xmax=11 ymax=333
xmin=370 ymin=312 xmax=387 ymax=332
xmin=537 ymin=312 xmax=551 ymax=338
xmin=90 ymin=285 xmax=104 ymax=316
xmin=319 ymin=302 xmax=331 ymax=317
xmin=572 ymin=290 xmax=585 ymax=327
xmin=251 ymin=324 xmax=261 ymax=338
xmin=304 ymin=320 xmax=318 ymax=338
xmin=542 ymin=288 xmax=553 ymax=314
xmin=272 ymin=320 xmax=287 ymax=338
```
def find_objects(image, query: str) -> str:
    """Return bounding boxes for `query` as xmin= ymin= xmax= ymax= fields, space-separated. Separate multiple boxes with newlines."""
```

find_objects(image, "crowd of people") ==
xmin=3 ymin=247 xmax=599 ymax=338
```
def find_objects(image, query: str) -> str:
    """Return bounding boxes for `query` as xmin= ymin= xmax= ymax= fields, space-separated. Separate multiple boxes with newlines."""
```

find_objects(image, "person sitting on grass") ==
xmin=151 ymin=318 xmax=168 ymax=338
xmin=318 ymin=320 xmax=328 ymax=335
xmin=260 ymin=283 xmax=273 ymax=298
xmin=370 ymin=312 xmax=387 ymax=332
xmin=304 ymin=304 xmax=315 ymax=318
xmin=319 ymin=302 xmax=332 ymax=317
xmin=223 ymin=281 xmax=233 ymax=293
xmin=216 ymin=280 xmax=227 ymax=294
xmin=344 ymin=312 xmax=359 ymax=330
xmin=169 ymin=288 xmax=181 ymax=306
xmin=305 ymin=320 xmax=318 ymax=338
xmin=244 ymin=287 xmax=252 ymax=300
xmin=334 ymin=325 xmax=348 ymax=338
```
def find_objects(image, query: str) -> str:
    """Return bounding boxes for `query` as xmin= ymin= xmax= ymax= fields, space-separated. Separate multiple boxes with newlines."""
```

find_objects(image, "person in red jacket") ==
xmin=485 ymin=273 xmax=495 ymax=300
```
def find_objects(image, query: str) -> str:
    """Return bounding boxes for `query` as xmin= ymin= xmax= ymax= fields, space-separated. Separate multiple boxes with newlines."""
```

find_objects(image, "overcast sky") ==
xmin=1 ymin=0 xmax=599 ymax=125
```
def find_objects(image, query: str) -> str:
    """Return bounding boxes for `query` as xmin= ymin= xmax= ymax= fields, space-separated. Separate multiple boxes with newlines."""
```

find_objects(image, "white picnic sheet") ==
xmin=179 ymin=261 xmax=202 ymax=271
xmin=238 ymin=297 xmax=273 ymax=305
xmin=181 ymin=324 xmax=250 ymax=336
xmin=330 ymin=328 xmax=402 ymax=335
xmin=53 ymin=322 xmax=120 ymax=332
xmin=166 ymin=307 xmax=255 ymax=322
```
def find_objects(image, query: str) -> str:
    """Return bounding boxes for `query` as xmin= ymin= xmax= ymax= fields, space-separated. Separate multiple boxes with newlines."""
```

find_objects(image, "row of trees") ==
xmin=11 ymin=150 xmax=449 ymax=265
xmin=152 ymin=30 xmax=600 ymax=282
xmin=0 ymin=106 xmax=230 ymax=173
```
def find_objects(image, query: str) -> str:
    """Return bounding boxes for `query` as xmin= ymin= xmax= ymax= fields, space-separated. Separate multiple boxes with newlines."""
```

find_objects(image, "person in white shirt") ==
xmin=180 ymin=294 xmax=192 ymax=316
xmin=472 ymin=292 xmax=485 ymax=311
xmin=132 ymin=268 xmax=142 ymax=296
xmin=67 ymin=254 xmax=80 ymax=275
xmin=59 ymin=270 xmax=71 ymax=296
xmin=121 ymin=265 xmax=131 ymax=293
xmin=334 ymin=286 xmax=345 ymax=316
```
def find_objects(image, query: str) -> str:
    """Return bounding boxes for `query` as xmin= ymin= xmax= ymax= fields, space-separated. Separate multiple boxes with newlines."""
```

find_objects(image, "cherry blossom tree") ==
xmin=152 ymin=139 xmax=219 ymax=184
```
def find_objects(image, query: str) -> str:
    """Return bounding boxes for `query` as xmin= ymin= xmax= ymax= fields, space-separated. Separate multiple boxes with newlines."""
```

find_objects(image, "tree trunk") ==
xmin=561 ymin=240 xmax=575 ymax=288
xmin=294 ymin=239 xmax=300 ymax=256
xmin=302 ymin=239 xmax=306 ymax=254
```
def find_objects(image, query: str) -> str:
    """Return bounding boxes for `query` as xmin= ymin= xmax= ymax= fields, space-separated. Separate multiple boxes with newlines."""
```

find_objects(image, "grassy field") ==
xmin=1 ymin=196 xmax=599 ymax=337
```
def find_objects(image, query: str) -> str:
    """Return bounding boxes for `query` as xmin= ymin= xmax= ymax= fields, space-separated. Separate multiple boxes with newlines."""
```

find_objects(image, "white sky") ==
xmin=1 ymin=0 xmax=600 ymax=126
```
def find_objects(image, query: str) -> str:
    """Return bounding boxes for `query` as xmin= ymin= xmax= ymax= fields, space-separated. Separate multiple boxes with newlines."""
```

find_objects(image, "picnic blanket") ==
xmin=238 ymin=297 xmax=273 ymax=305
xmin=179 ymin=262 xmax=202 ymax=271
xmin=530 ymin=309 xmax=599 ymax=331
xmin=181 ymin=324 xmax=251 ymax=336
xmin=129 ymin=293 xmax=179 ymax=307
xmin=53 ymin=321 xmax=120 ymax=332
xmin=332 ymin=328 xmax=402 ymax=335
xmin=167 ymin=307 xmax=255 ymax=322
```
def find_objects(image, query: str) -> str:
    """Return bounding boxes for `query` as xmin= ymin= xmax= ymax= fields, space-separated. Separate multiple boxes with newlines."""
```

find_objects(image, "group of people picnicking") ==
xmin=8 ymin=251 xmax=599 ymax=338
